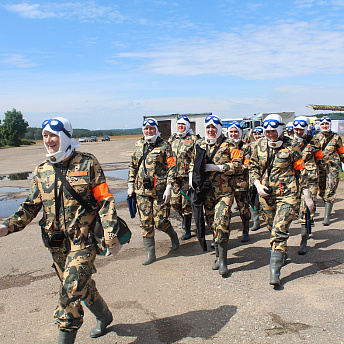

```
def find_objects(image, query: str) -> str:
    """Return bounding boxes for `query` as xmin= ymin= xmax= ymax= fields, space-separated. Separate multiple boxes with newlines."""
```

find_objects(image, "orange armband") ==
xmin=92 ymin=183 xmax=113 ymax=203
xmin=293 ymin=158 xmax=305 ymax=171
xmin=337 ymin=146 xmax=344 ymax=154
xmin=314 ymin=150 xmax=324 ymax=159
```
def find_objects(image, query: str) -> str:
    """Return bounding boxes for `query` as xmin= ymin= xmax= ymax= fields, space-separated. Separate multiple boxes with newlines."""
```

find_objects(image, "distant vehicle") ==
xmin=30 ymin=140 xmax=36 ymax=144
xmin=79 ymin=137 xmax=89 ymax=142
xmin=101 ymin=135 xmax=110 ymax=141
xmin=89 ymin=136 xmax=98 ymax=142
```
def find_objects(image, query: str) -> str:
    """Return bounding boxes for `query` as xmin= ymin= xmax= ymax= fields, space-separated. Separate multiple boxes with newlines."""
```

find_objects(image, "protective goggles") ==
xmin=285 ymin=126 xmax=294 ymax=131
xmin=293 ymin=120 xmax=308 ymax=127
xmin=253 ymin=128 xmax=263 ymax=134
xmin=142 ymin=118 xmax=158 ymax=127
xmin=320 ymin=116 xmax=331 ymax=123
xmin=177 ymin=116 xmax=190 ymax=123
xmin=205 ymin=115 xmax=222 ymax=125
xmin=228 ymin=122 xmax=241 ymax=130
xmin=262 ymin=119 xmax=280 ymax=129
xmin=42 ymin=119 xmax=71 ymax=138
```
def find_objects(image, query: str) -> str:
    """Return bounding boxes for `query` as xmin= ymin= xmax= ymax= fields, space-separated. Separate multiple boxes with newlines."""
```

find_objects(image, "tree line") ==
xmin=0 ymin=109 xmax=141 ymax=147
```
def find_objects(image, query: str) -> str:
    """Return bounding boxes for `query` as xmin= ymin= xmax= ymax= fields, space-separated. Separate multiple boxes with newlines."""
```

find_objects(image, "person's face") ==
xmin=265 ymin=130 xmax=279 ymax=142
xmin=143 ymin=125 xmax=157 ymax=137
xmin=294 ymin=128 xmax=305 ymax=138
xmin=43 ymin=130 xmax=60 ymax=154
xmin=286 ymin=130 xmax=294 ymax=136
xmin=206 ymin=124 xmax=218 ymax=138
xmin=253 ymin=132 xmax=262 ymax=140
xmin=177 ymin=123 xmax=186 ymax=133
xmin=320 ymin=122 xmax=330 ymax=131
xmin=228 ymin=127 xmax=240 ymax=140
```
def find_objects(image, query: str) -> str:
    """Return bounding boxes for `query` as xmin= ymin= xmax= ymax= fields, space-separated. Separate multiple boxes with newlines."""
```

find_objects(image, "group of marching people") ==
xmin=129 ymin=114 xmax=344 ymax=287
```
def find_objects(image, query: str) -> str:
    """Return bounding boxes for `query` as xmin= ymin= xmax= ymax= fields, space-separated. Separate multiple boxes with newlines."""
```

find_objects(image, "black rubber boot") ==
xmin=298 ymin=224 xmax=308 ymax=255
xmin=218 ymin=241 xmax=229 ymax=275
xmin=58 ymin=330 xmax=77 ymax=344
xmin=212 ymin=243 xmax=219 ymax=270
xmin=166 ymin=226 xmax=180 ymax=250
xmin=88 ymin=296 xmax=113 ymax=338
xmin=181 ymin=214 xmax=192 ymax=240
xmin=270 ymin=250 xmax=285 ymax=286
xmin=250 ymin=208 xmax=260 ymax=231
xmin=142 ymin=237 xmax=156 ymax=265
xmin=323 ymin=202 xmax=333 ymax=226
xmin=241 ymin=220 xmax=250 ymax=242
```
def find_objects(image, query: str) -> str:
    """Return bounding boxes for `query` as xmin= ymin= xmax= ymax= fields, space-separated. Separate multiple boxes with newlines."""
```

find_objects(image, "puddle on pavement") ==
xmin=0 ymin=198 xmax=26 ymax=218
xmin=0 ymin=172 xmax=33 ymax=181
xmin=105 ymin=169 xmax=129 ymax=179
xmin=0 ymin=186 xmax=29 ymax=194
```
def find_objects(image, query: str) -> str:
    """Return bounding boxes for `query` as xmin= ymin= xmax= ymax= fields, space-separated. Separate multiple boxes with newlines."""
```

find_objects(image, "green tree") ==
xmin=1 ymin=109 xmax=29 ymax=146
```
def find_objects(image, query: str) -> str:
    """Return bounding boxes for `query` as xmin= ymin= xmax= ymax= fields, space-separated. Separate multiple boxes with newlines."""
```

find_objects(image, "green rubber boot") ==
xmin=323 ymin=202 xmax=333 ymax=226
xmin=270 ymin=250 xmax=285 ymax=286
xmin=142 ymin=237 xmax=156 ymax=265
xmin=250 ymin=208 xmax=260 ymax=231
xmin=58 ymin=330 xmax=77 ymax=344
xmin=298 ymin=224 xmax=308 ymax=255
xmin=212 ymin=243 xmax=219 ymax=270
xmin=241 ymin=220 xmax=250 ymax=242
xmin=181 ymin=214 xmax=192 ymax=240
xmin=88 ymin=296 xmax=113 ymax=338
xmin=166 ymin=226 xmax=180 ymax=250
xmin=218 ymin=241 xmax=229 ymax=275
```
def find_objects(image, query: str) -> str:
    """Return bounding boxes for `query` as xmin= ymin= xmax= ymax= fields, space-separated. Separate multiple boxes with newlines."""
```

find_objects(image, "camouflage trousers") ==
xmin=171 ymin=177 xmax=192 ymax=216
xmin=137 ymin=194 xmax=173 ymax=237
xmin=260 ymin=196 xmax=296 ymax=253
xmin=233 ymin=190 xmax=251 ymax=222
xmin=52 ymin=245 xmax=99 ymax=332
xmin=297 ymin=181 xmax=318 ymax=224
xmin=204 ymin=194 xmax=234 ymax=244
xmin=318 ymin=171 xmax=339 ymax=204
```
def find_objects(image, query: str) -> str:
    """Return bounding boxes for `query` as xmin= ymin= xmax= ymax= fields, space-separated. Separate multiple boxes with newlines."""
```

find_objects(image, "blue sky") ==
xmin=1 ymin=0 xmax=344 ymax=129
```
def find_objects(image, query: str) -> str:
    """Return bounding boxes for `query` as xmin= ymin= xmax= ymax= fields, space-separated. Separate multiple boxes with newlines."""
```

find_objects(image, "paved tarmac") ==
xmin=0 ymin=139 xmax=343 ymax=344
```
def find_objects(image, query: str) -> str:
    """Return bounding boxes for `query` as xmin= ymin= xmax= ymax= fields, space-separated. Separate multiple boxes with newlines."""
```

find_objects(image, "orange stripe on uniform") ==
xmin=314 ymin=150 xmax=324 ymax=159
xmin=293 ymin=158 xmax=305 ymax=170
xmin=231 ymin=148 xmax=241 ymax=160
xmin=337 ymin=146 xmax=344 ymax=154
xmin=166 ymin=156 xmax=175 ymax=167
xmin=92 ymin=183 xmax=113 ymax=203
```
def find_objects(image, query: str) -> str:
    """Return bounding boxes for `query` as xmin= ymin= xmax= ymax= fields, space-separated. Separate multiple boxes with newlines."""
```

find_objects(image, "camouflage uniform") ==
xmin=128 ymin=137 xmax=176 ymax=237
xmin=294 ymin=133 xmax=329 ymax=223
xmin=232 ymin=140 xmax=251 ymax=222
xmin=250 ymin=135 xmax=308 ymax=252
xmin=3 ymin=151 xmax=119 ymax=332
xmin=168 ymin=133 xmax=198 ymax=216
xmin=314 ymin=131 xmax=344 ymax=203
xmin=190 ymin=134 xmax=242 ymax=243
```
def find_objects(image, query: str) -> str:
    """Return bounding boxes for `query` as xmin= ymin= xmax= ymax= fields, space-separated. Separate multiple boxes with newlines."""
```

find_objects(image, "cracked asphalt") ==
xmin=0 ymin=138 xmax=343 ymax=344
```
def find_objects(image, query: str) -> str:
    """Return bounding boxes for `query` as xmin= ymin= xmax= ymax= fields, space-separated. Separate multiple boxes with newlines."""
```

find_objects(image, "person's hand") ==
xmin=328 ymin=173 xmax=334 ymax=189
xmin=189 ymin=172 xmax=194 ymax=190
xmin=205 ymin=164 xmax=224 ymax=172
xmin=0 ymin=225 xmax=8 ymax=237
xmin=105 ymin=245 xmax=122 ymax=257
xmin=127 ymin=183 xmax=134 ymax=197
xmin=254 ymin=180 xmax=270 ymax=197
xmin=303 ymin=189 xmax=315 ymax=213
xmin=163 ymin=184 xmax=172 ymax=203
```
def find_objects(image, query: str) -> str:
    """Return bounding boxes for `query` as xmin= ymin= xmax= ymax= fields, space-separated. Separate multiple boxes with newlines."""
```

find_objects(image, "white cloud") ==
xmin=116 ymin=22 xmax=344 ymax=80
xmin=1 ymin=54 xmax=37 ymax=68
xmin=4 ymin=1 xmax=125 ymax=22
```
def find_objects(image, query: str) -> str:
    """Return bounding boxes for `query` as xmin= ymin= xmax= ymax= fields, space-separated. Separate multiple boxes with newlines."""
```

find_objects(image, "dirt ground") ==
xmin=0 ymin=138 xmax=343 ymax=344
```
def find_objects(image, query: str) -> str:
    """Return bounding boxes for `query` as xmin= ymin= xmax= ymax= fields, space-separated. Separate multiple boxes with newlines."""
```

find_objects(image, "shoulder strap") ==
xmin=322 ymin=132 xmax=335 ymax=151
xmin=207 ymin=136 xmax=226 ymax=163
xmin=53 ymin=165 xmax=93 ymax=213
xmin=300 ymin=134 xmax=313 ymax=152
xmin=137 ymin=139 xmax=159 ymax=171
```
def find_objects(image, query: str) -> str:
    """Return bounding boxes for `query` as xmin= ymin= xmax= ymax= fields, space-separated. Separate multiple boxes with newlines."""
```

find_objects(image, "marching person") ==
xmin=189 ymin=115 xmax=241 ymax=275
xmin=285 ymin=122 xmax=294 ymax=137
xmin=128 ymin=118 xmax=179 ymax=265
xmin=293 ymin=116 xmax=330 ymax=254
xmin=250 ymin=114 xmax=314 ymax=286
xmin=314 ymin=116 xmax=344 ymax=225
xmin=0 ymin=117 xmax=118 ymax=344
xmin=168 ymin=116 xmax=198 ymax=240
xmin=226 ymin=122 xmax=251 ymax=242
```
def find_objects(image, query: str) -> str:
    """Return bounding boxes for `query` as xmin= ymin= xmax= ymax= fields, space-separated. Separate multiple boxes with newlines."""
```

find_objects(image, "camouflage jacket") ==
xmin=128 ymin=137 xmax=176 ymax=196
xmin=3 ymin=151 xmax=119 ymax=251
xmin=233 ymin=140 xmax=251 ymax=191
xmin=313 ymin=131 xmax=344 ymax=174
xmin=168 ymin=132 xmax=198 ymax=178
xmin=250 ymin=135 xmax=308 ymax=204
xmin=293 ymin=132 xmax=329 ymax=182
xmin=189 ymin=134 xmax=242 ymax=199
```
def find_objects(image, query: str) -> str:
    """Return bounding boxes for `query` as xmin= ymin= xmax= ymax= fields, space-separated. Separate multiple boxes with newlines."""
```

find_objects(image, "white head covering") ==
xmin=42 ymin=117 xmax=80 ymax=164
xmin=285 ymin=122 xmax=294 ymax=133
xmin=252 ymin=126 xmax=264 ymax=141
xmin=204 ymin=115 xmax=222 ymax=145
xmin=142 ymin=117 xmax=161 ymax=143
xmin=293 ymin=116 xmax=310 ymax=139
xmin=226 ymin=122 xmax=242 ymax=143
xmin=320 ymin=116 xmax=331 ymax=132
xmin=263 ymin=114 xmax=284 ymax=148
xmin=176 ymin=116 xmax=193 ymax=138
